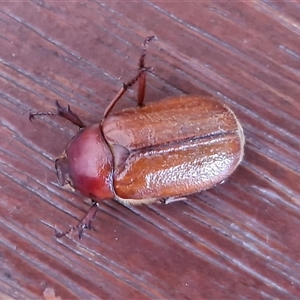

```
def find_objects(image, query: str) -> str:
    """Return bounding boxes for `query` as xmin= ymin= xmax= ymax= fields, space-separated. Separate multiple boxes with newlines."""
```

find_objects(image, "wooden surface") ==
xmin=1 ymin=2 xmax=300 ymax=299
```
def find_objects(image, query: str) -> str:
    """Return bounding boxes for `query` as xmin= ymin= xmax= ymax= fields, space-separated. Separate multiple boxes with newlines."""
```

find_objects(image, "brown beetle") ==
xmin=30 ymin=36 xmax=244 ymax=238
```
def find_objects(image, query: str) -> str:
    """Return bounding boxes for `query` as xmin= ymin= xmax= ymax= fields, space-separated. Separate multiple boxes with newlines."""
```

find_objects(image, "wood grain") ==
xmin=1 ymin=1 xmax=300 ymax=299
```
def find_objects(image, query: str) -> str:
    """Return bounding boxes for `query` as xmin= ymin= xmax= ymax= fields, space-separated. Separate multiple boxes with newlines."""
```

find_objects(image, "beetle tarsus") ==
xmin=55 ymin=202 xmax=99 ymax=239
xmin=139 ymin=35 xmax=157 ymax=69
xmin=29 ymin=111 xmax=57 ymax=122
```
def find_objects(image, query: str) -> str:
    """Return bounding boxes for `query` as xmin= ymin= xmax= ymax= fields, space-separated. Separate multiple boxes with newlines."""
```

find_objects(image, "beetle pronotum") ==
xmin=30 ymin=36 xmax=244 ymax=238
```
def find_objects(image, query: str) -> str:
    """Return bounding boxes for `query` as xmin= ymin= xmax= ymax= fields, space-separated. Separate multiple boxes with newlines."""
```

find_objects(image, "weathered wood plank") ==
xmin=1 ymin=1 xmax=300 ymax=299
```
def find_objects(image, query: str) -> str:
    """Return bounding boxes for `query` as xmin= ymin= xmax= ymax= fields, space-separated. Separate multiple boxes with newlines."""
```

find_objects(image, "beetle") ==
xmin=30 ymin=36 xmax=244 ymax=238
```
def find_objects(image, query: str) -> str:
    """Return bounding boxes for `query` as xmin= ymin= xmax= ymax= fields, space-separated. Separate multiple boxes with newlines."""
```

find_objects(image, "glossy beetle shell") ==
xmin=59 ymin=95 xmax=244 ymax=204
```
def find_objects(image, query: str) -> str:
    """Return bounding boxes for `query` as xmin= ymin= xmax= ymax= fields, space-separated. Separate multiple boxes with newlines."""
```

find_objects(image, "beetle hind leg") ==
xmin=137 ymin=35 xmax=157 ymax=107
xmin=163 ymin=196 xmax=188 ymax=204
xmin=29 ymin=100 xmax=85 ymax=128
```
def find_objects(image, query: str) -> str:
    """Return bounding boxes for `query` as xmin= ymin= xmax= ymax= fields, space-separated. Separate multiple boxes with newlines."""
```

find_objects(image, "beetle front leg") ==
xmin=29 ymin=100 xmax=85 ymax=128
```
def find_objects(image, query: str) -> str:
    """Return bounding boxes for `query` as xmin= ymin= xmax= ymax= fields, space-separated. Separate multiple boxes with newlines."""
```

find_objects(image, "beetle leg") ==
xmin=29 ymin=100 xmax=85 ymax=128
xmin=163 ymin=196 xmax=188 ymax=204
xmin=137 ymin=35 xmax=156 ymax=107
xmin=103 ymin=36 xmax=156 ymax=119
xmin=55 ymin=201 xmax=99 ymax=239
xmin=55 ymin=155 xmax=72 ymax=186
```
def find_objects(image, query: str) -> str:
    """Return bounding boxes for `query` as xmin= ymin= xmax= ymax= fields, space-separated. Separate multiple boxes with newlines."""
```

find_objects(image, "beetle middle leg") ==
xmin=103 ymin=36 xmax=156 ymax=118
xmin=55 ymin=201 xmax=99 ymax=239
xmin=137 ymin=35 xmax=156 ymax=107
xmin=29 ymin=100 xmax=85 ymax=128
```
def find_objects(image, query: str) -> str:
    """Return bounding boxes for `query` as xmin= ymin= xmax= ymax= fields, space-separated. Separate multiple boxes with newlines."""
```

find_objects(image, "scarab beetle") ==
xmin=30 ymin=36 xmax=244 ymax=238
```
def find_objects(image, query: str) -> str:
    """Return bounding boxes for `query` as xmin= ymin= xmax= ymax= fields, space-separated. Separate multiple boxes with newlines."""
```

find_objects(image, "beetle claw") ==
xmin=143 ymin=35 xmax=157 ymax=48
xmin=55 ymin=228 xmax=72 ymax=238
xmin=29 ymin=113 xmax=35 ymax=122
